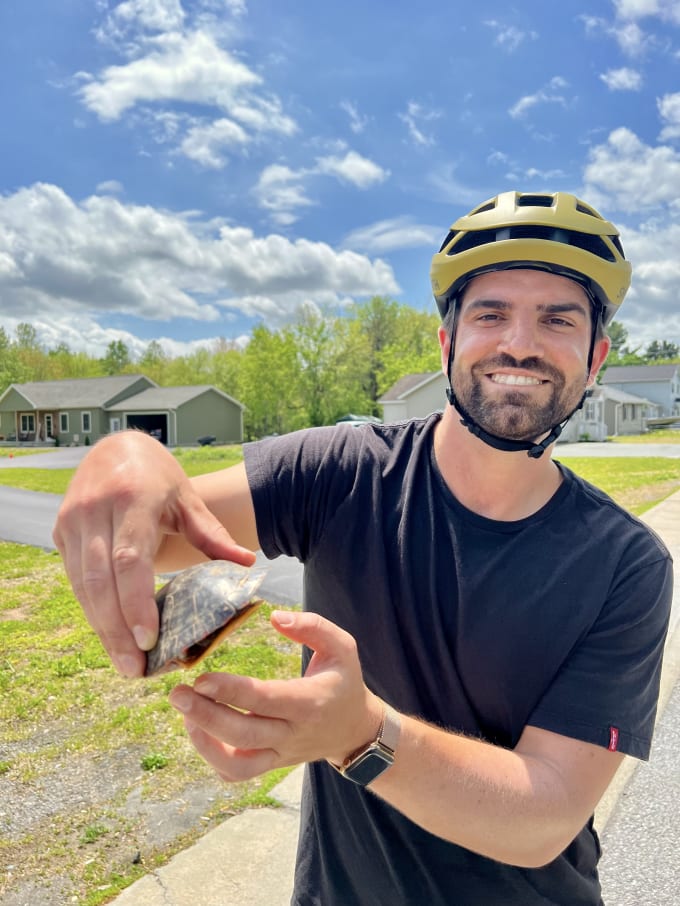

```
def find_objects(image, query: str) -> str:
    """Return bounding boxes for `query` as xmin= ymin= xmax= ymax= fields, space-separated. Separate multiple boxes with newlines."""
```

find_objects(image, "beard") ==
xmin=452 ymin=353 xmax=588 ymax=442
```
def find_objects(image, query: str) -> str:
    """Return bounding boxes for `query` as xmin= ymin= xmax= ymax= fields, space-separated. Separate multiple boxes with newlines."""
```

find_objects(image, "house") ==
xmin=106 ymin=385 xmax=244 ymax=446
xmin=591 ymin=385 xmax=660 ymax=436
xmin=600 ymin=364 xmax=680 ymax=418
xmin=0 ymin=376 xmax=244 ymax=446
xmin=378 ymin=371 xmax=611 ymax=442
xmin=378 ymin=373 xmax=448 ymax=424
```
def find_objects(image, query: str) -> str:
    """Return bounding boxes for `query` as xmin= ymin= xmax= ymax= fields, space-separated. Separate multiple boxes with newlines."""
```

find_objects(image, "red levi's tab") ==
xmin=608 ymin=727 xmax=620 ymax=752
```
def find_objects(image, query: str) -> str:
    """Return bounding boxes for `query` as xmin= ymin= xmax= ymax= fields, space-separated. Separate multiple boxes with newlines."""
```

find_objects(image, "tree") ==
xmin=239 ymin=325 xmax=302 ymax=438
xmin=102 ymin=340 xmax=131 ymax=375
xmin=644 ymin=339 xmax=679 ymax=362
xmin=606 ymin=321 xmax=628 ymax=355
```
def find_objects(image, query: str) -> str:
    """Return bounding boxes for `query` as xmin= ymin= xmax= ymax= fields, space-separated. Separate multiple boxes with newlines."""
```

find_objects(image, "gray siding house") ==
xmin=0 ymin=376 xmax=244 ymax=446
xmin=107 ymin=386 xmax=244 ymax=446
xmin=590 ymin=385 xmax=659 ymax=436
xmin=600 ymin=364 xmax=680 ymax=418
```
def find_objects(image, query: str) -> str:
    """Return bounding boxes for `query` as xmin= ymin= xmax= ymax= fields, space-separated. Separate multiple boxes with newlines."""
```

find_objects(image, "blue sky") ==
xmin=1 ymin=0 xmax=680 ymax=359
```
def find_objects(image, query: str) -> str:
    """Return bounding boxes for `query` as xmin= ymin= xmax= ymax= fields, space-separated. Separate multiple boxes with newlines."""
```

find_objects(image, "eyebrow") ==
xmin=463 ymin=298 xmax=590 ymax=319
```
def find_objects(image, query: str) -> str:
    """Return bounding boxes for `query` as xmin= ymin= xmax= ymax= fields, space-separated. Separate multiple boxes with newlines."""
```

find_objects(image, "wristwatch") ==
xmin=330 ymin=703 xmax=401 ymax=786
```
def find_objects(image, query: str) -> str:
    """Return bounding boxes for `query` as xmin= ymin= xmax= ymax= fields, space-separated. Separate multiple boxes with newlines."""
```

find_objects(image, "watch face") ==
xmin=344 ymin=748 xmax=392 ymax=786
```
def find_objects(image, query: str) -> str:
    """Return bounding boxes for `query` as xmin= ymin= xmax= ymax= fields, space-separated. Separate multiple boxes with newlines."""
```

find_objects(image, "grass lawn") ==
xmin=1 ymin=442 xmax=679 ymax=514
xmin=608 ymin=429 xmax=680 ymax=444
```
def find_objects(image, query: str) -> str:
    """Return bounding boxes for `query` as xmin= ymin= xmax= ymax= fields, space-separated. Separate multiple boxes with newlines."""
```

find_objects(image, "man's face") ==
xmin=439 ymin=269 xmax=610 ymax=442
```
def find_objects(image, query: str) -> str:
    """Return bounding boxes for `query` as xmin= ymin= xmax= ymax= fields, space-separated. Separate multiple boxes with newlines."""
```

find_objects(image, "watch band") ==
xmin=329 ymin=703 xmax=401 ymax=786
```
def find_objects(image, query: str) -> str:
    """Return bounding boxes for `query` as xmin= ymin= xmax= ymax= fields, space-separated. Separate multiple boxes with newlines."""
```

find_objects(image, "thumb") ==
xmin=271 ymin=610 xmax=357 ymax=662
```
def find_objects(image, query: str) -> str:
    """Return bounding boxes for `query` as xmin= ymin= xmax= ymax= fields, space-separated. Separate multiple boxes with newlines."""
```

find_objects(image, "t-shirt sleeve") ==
xmin=243 ymin=426 xmax=363 ymax=563
xmin=528 ymin=554 xmax=673 ymax=760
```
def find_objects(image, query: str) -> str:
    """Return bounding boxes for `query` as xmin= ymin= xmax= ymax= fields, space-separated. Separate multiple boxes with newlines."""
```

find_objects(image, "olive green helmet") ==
xmin=430 ymin=191 xmax=631 ymax=326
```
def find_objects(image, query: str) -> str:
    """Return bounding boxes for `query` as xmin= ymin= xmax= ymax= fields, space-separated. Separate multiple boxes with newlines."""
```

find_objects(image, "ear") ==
xmin=586 ymin=336 xmax=611 ymax=387
xmin=438 ymin=325 xmax=450 ymax=376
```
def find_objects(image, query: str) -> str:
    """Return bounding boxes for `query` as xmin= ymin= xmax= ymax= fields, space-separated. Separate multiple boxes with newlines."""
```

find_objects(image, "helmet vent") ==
xmin=518 ymin=194 xmax=553 ymax=207
xmin=470 ymin=201 xmax=496 ymax=215
xmin=447 ymin=225 xmax=617 ymax=262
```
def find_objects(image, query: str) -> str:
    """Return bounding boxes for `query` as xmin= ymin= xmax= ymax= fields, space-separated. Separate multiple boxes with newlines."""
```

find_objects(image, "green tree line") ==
xmin=0 ymin=300 xmax=442 ymax=439
xmin=1 ymin=306 xmax=677 ymax=439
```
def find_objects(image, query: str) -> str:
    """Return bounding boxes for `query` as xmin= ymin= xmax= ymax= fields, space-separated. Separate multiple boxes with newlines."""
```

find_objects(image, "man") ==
xmin=54 ymin=192 xmax=672 ymax=905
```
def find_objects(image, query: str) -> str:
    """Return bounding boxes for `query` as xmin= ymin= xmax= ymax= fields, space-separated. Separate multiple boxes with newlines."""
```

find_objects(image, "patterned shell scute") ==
xmin=145 ymin=561 xmax=267 ymax=676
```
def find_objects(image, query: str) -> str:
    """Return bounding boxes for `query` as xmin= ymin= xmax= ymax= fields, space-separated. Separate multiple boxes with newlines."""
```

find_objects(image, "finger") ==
xmin=178 ymin=493 xmax=257 ymax=567
xmin=270 ymin=610 xmax=358 ymax=668
xmin=110 ymin=497 xmax=161 ymax=651
xmin=169 ymin=684 xmax=290 ymax=752
xmin=192 ymin=672 xmax=312 ymax=722
xmin=56 ymin=495 xmax=144 ymax=677
xmin=183 ymin=723 xmax=278 ymax=783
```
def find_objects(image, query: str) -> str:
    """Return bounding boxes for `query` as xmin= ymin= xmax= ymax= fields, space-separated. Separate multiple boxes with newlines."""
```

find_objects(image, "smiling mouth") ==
xmin=489 ymin=373 xmax=546 ymax=386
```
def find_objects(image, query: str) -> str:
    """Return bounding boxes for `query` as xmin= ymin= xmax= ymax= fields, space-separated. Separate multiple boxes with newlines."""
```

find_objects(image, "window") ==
xmin=60 ymin=412 xmax=69 ymax=433
xmin=584 ymin=400 xmax=596 ymax=421
xmin=82 ymin=411 xmax=91 ymax=433
xmin=20 ymin=413 xmax=36 ymax=434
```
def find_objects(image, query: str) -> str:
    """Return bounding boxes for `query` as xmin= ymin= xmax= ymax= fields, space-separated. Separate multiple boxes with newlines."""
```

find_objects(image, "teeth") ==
xmin=490 ymin=373 xmax=542 ymax=386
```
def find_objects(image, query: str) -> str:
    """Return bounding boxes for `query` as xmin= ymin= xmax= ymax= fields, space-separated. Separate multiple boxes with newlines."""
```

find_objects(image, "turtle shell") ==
xmin=145 ymin=561 xmax=267 ymax=676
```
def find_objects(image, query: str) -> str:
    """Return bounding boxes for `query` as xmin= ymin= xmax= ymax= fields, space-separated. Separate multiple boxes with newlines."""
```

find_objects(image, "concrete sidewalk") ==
xmin=110 ymin=490 xmax=680 ymax=906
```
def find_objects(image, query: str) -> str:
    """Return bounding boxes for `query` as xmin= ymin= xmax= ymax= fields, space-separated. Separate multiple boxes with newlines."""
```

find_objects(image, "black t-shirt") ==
xmin=244 ymin=415 xmax=673 ymax=906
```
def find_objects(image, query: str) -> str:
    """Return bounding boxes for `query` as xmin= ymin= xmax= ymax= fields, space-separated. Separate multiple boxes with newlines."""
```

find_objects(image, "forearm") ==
xmin=368 ymin=716 xmax=606 ymax=868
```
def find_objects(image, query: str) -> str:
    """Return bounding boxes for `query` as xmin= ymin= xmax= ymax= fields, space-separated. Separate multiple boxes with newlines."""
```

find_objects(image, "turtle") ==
xmin=144 ymin=560 xmax=267 ymax=676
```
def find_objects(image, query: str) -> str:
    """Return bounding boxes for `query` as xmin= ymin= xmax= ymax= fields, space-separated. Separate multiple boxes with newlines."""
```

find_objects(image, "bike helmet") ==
xmin=430 ymin=191 xmax=631 ymax=326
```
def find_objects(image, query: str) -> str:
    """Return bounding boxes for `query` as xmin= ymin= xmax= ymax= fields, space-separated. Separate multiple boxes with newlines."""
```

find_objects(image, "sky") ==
xmin=1 ymin=0 xmax=680 ymax=360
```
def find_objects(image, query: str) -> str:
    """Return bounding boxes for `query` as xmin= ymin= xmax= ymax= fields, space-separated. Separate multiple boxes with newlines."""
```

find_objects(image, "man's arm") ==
xmin=53 ymin=431 xmax=259 ymax=677
xmin=169 ymin=610 xmax=624 ymax=868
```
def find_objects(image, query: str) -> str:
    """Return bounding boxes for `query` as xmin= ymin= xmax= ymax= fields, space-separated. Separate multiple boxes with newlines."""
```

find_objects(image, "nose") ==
xmin=496 ymin=314 xmax=544 ymax=361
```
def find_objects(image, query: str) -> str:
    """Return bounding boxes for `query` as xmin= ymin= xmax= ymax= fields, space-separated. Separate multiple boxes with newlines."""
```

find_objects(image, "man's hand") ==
xmin=53 ymin=431 xmax=256 ymax=678
xmin=168 ymin=611 xmax=383 ymax=781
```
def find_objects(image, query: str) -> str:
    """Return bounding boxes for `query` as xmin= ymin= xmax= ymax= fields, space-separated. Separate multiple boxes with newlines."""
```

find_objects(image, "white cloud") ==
xmin=613 ymin=0 xmax=680 ymax=24
xmin=252 ymin=165 xmax=315 ymax=225
xmin=483 ymin=20 xmax=538 ymax=52
xmin=600 ymin=67 xmax=643 ymax=90
xmin=79 ymin=31 xmax=260 ymax=122
xmin=111 ymin=0 xmax=186 ymax=34
xmin=658 ymin=92 xmax=680 ymax=140
xmin=180 ymin=117 xmax=250 ymax=168
xmin=340 ymin=100 xmax=370 ymax=134
xmin=77 ymin=25 xmax=296 ymax=168
xmin=509 ymin=76 xmax=570 ymax=119
xmin=399 ymin=101 xmax=442 ymax=147
xmin=614 ymin=220 xmax=680 ymax=345
xmin=253 ymin=152 xmax=389 ymax=224
xmin=583 ymin=127 xmax=680 ymax=211
xmin=342 ymin=217 xmax=442 ymax=254
xmin=316 ymin=151 xmax=389 ymax=189
xmin=0 ymin=183 xmax=399 ymax=344
xmin=96 ymin=179 xmax=125 ymax=195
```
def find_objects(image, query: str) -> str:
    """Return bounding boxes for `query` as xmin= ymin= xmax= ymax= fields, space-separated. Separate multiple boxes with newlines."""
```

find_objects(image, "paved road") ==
xmin=0 ymin=447 xmax=303 ymax=606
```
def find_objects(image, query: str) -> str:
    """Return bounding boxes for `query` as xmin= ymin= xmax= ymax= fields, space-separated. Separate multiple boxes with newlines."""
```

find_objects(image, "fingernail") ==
xmin=194 ymin=678 xmax=216 ymax=698
xmin=117 ymin=654 xmax=140 ymax=678
xmin=170 ymin=690 xmax=192 ymax=713
xmin=133 ymin=625 xmax=156 ymax=651
xmin=273 ymin=610 xmax=294 ymax=626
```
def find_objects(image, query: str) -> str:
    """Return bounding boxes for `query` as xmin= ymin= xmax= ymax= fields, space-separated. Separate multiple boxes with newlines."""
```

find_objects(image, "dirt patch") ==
xmin=616 ymin=479 xmax=680 ymax=513
xmin=0 ymin=724 xmax=241 ymax=906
